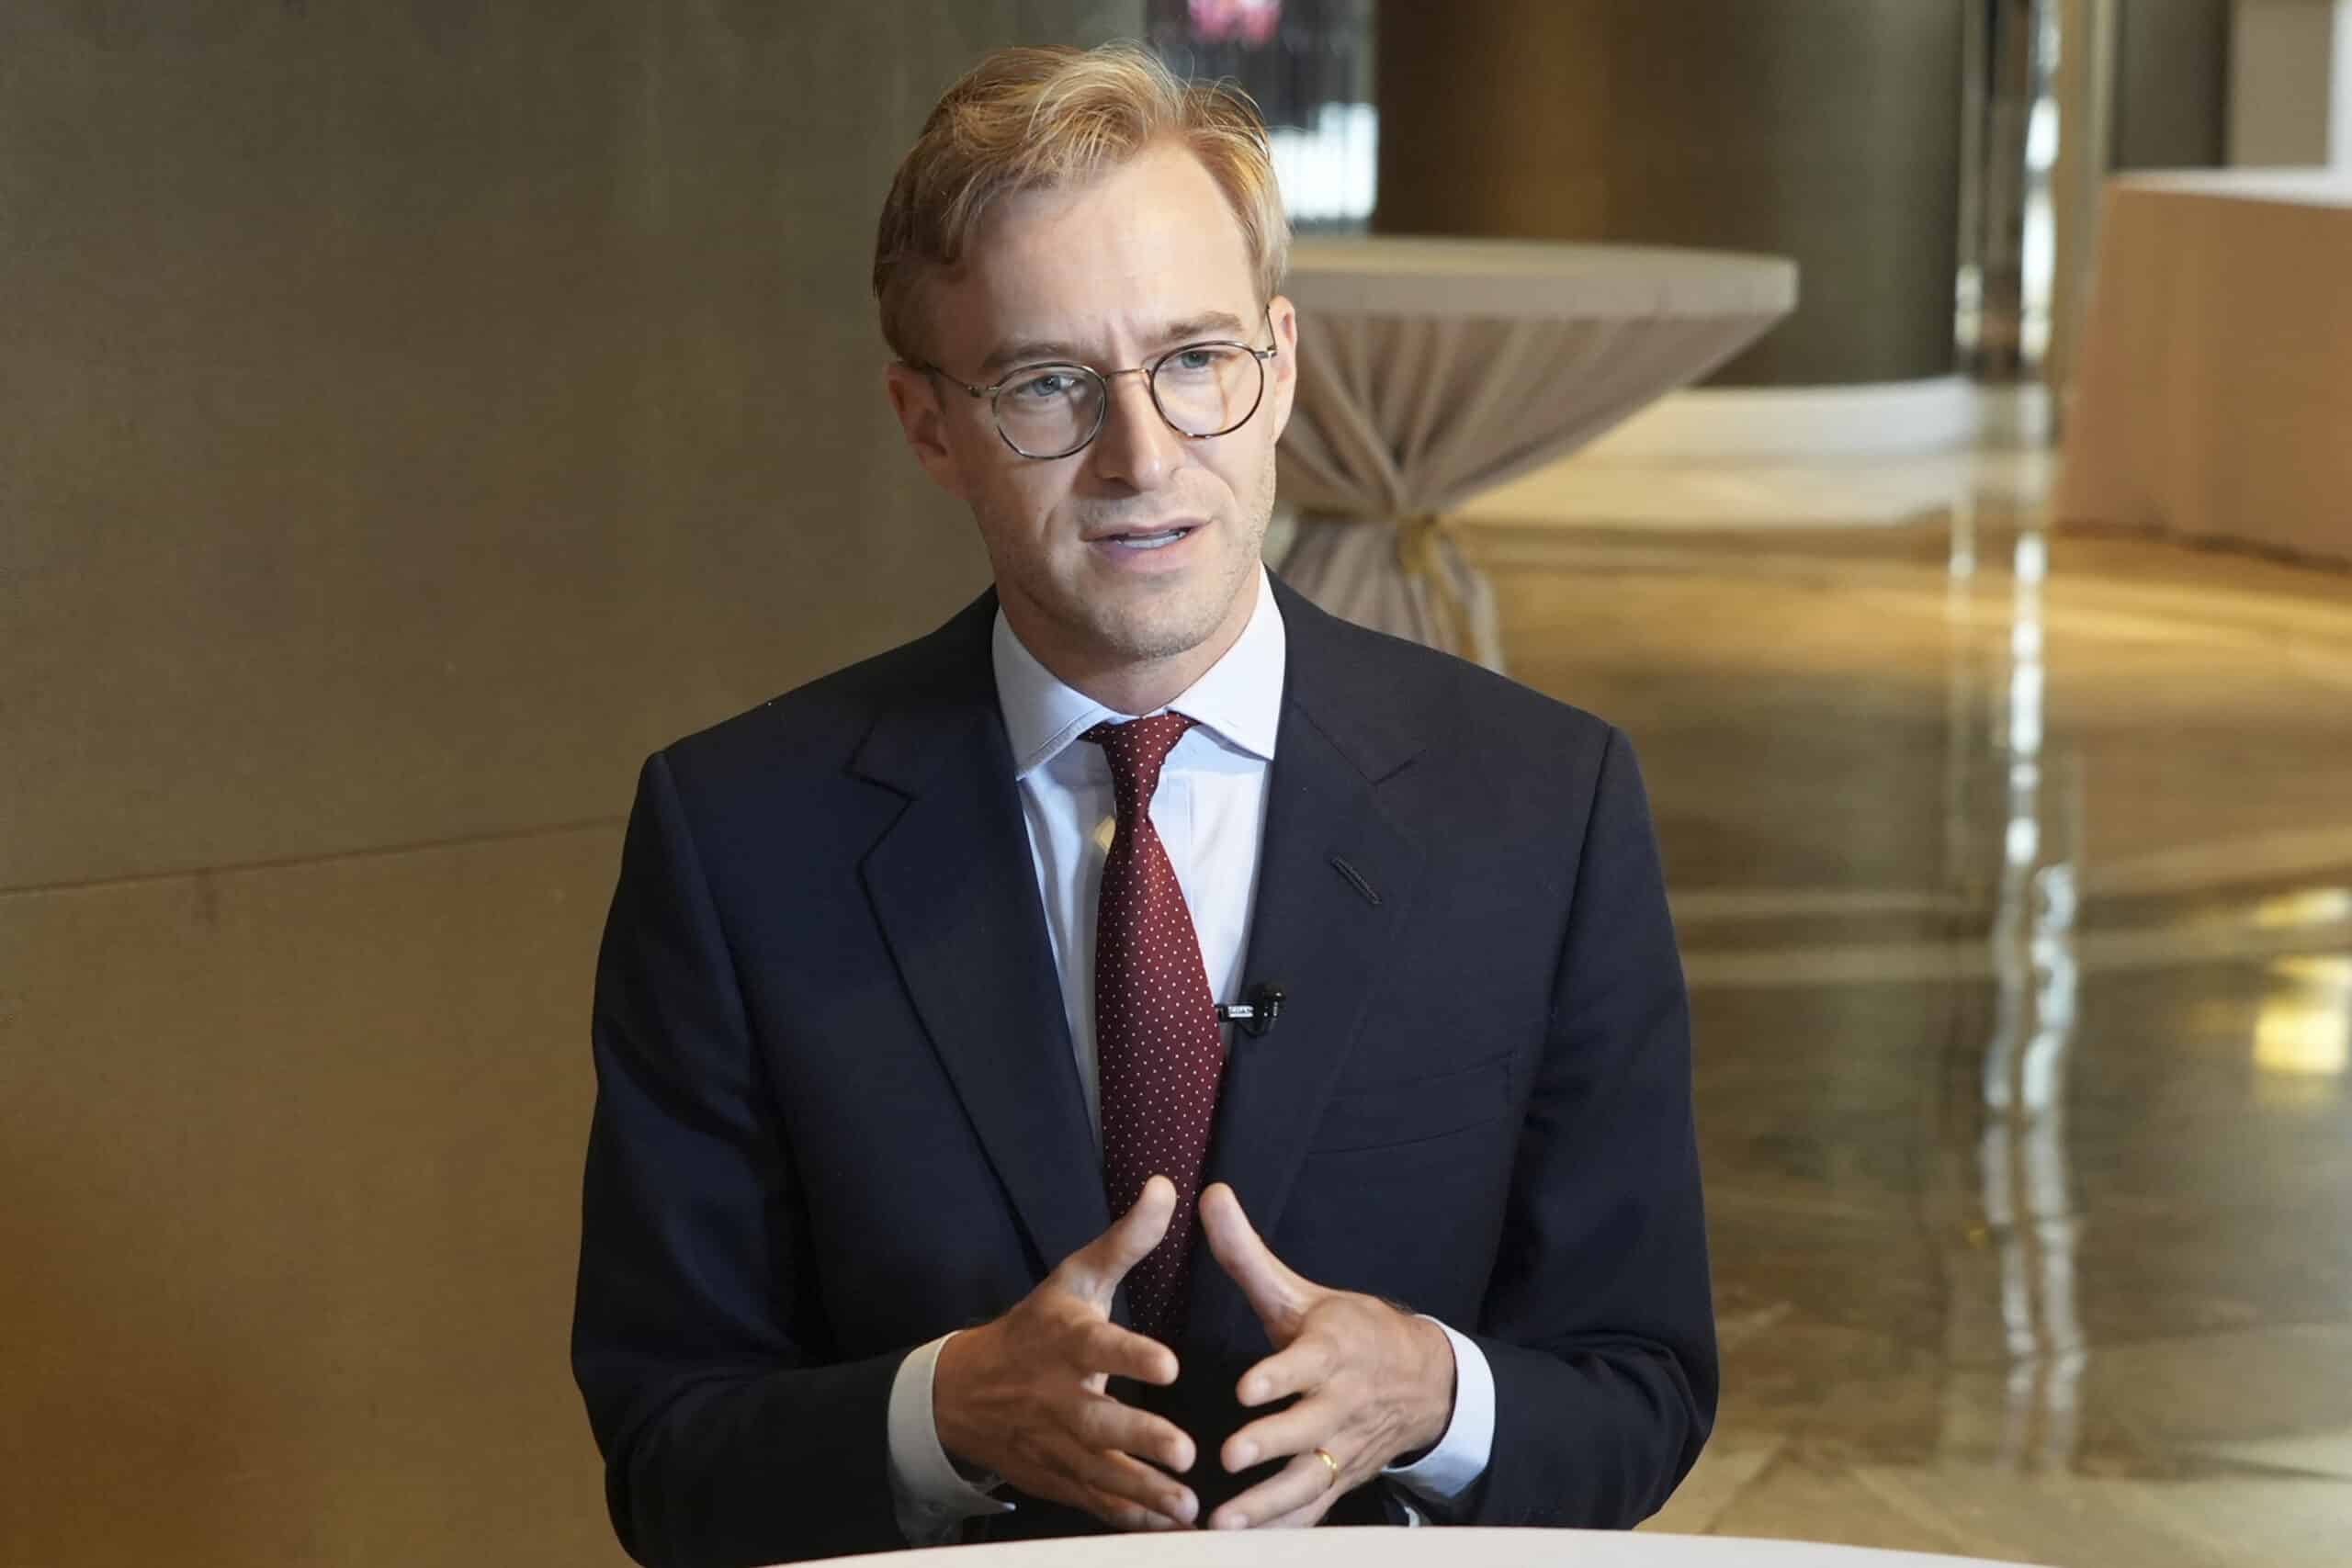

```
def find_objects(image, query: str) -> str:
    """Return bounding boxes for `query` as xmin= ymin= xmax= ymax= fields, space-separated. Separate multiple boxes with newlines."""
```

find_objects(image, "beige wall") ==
xmin=0 ymin=5 xmax=1136 ymax=1565
xmin=2113 ymin=0 xmax=2232 ymax=170
xmin=1 ymin=2 xmax=1124 ymax=893
xmin=1374 ymin=0 xmax=1966 ymax=388
xmin=2228 ymin=0 xmax=2352 ymax=165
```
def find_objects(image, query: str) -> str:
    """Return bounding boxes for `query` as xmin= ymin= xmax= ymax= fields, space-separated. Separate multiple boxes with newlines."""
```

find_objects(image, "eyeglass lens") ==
xmin=994 ymin=344 xmax=1265 ymax=458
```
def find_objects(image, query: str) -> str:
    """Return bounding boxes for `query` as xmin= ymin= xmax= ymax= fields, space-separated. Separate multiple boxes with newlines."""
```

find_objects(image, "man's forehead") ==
xmin=937 ymin=144 xmax=1261 ymax=365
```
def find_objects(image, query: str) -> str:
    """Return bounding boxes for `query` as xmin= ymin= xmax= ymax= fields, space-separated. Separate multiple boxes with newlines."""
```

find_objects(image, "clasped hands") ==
xmin=933 ymin=1176 xmax=1457 ymax=1531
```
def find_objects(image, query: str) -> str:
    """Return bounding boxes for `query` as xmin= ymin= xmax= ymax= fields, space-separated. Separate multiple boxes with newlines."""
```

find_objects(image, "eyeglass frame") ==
xmin=903 ymin=304 xmax=1282 ymax=460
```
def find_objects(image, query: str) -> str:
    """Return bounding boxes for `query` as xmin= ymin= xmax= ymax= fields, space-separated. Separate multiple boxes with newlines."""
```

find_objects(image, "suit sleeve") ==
xmin=1447 ymin=724 xmax=1718 ymax=1527
xmin=571 ymin=751 xmax=912 ymax=1567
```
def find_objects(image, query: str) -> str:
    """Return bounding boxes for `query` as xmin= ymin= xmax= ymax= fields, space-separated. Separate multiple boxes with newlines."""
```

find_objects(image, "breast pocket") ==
xmin=1308 ymin=1052 xmax=1517 ymax=1154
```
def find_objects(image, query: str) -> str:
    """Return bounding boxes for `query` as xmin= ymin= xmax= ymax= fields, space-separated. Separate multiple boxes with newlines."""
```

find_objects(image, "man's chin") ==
xmin=1082 ymin=610 xmax=1227 ymax=667
xmin=1057 ymin=567 xmax=1224 ymax=651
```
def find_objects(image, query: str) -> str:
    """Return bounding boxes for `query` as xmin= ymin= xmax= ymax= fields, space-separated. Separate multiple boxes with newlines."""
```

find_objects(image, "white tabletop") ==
xmin=1284 ymin=236 xmax=1799 ymax=321
xmin=2107 ymin=167 xmax=2352 ymax=209
xmin=802 ymin=1526 xmax=2042 ymax=1568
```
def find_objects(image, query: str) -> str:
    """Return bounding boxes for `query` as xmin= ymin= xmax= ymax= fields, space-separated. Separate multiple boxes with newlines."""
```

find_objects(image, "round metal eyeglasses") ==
xmin=909 ymin=310 xmax=1280 ymax=460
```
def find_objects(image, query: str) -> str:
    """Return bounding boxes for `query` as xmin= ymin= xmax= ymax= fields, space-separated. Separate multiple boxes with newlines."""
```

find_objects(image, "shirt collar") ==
xmin=990 ymin=568 xmax=1285 ymax=777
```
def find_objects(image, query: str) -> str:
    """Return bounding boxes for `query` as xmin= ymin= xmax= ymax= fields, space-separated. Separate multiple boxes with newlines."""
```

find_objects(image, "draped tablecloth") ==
xmin=2055 ymin=170 xmax=2352 ymax=567
xmin=1274 ymin=237 xmax=1799 ymax=670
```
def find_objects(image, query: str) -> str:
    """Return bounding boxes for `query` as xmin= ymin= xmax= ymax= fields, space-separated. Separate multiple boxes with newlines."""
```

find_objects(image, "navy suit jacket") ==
xmin=571 ymin=576 xmax=1714 ymax=1568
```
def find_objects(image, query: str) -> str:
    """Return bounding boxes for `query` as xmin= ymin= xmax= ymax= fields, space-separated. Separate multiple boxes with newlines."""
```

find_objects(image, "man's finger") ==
xmin=1069 ymin=1388 xmax=1198 ymax=1476
xmin=1232 ymin=1335 xmax=1334 ymax=1409
xmin=1080 ymin=1488 xmax=1187 ymax=1533
xmin=1198 ymin=1182 xmax=1306 ymax=1335
xmin=1208 ymin=1450 xmax=1349 ymax=1530
xmin=1061 ymin=1175 xmax=1177 ymax=1298
xmin=1057 ymin=1444 xmax=1199 ymax=1529
xmin=1073 ymin=1318 xmax=1180 ymax=1387
xmin=1221 ymin=1390 xmax=1340 ymax=1475
xmin=1029 ymin=1468 xmax=1187 ymax=1535
xmin=1253 ymin=1495 xmax=1337 ymax=1531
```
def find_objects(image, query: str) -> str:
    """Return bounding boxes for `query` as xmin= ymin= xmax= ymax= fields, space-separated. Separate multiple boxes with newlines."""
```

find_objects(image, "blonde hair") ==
xmin=872 ymin=42 xmax=1291 ymax=363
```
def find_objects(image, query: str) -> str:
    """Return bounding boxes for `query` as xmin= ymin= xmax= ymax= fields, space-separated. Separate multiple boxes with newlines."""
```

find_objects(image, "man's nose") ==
xmin=1086 ymin=369 xmax=1182 ymax=488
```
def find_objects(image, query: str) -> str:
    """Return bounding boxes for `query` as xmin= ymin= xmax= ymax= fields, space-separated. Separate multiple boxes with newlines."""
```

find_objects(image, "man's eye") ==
xmin=1012 ymin=371 xmax=1080 ymax=400
xmin=1168 ymin=348 xmax=1218 ymax=374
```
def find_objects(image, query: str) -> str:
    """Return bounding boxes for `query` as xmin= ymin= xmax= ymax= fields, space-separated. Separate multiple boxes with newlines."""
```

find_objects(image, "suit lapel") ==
xmin=1188 ymin=581 xmax=1425 ymax=1337
xmin=854 ymin=593 xmax=1108 ymax=1278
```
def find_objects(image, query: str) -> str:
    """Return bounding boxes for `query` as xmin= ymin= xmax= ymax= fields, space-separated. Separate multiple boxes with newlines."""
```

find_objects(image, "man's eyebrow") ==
xmin=977 ymin=337 xmax=1087 ymax=378
xmin=975 ymin=312 xmax=1257 ymax=378
xmin=1154 ymin=310 xmax=1253 ymax=346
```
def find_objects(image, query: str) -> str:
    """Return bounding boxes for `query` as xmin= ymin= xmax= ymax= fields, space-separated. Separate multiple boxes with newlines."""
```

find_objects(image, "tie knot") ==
xmin=1083 ymin=711 xmax=1198 ymax=813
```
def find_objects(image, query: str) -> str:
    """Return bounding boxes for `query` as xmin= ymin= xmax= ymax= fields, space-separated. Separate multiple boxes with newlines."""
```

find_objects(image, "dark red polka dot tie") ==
xmin=1084 ymin=712 xmax=1226 ymax=1340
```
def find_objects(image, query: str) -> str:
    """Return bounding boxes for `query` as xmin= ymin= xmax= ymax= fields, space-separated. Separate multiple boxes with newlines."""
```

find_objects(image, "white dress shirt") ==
xmin=886 ymin=570 xmax=1496 ymax=1542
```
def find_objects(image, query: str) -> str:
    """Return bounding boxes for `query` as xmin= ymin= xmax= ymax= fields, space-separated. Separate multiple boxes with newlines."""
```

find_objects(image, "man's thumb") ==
xmin=1090 ymin=1174 xmax=1177 ymax=1289
xmin=1198 ymin=1181 xmax=1302 ymax=1330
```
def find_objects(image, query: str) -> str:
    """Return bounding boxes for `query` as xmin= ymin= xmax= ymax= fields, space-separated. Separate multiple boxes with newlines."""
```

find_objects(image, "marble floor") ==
xmin=1458 ymin=502 xmax=2352 ymax=1565
xmin=6 ymin=479 xmax=2350 ymax=1567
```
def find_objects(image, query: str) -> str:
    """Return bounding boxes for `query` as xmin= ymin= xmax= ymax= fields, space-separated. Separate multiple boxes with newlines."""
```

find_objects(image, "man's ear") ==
xmin=1263 ymin=294 xmax=1301 ymax=443
xmin=884 ymin=362 xmax=972 ymax=503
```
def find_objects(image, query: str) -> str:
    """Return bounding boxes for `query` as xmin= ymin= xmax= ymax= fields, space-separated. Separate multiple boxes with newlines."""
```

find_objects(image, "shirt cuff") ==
xmin=886 ymin=1332 xmax=1016 ymax=1544
xmin=1380 ymin=1316 xmax=1495 ymax=1505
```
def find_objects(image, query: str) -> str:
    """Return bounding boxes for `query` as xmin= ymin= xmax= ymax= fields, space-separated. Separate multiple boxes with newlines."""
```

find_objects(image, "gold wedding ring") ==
xmin=1312 ymin=1448 xmax=1340 ymax=1488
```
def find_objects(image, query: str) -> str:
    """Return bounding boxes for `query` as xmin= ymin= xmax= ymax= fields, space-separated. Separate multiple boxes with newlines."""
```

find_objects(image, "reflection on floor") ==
xmin=1462 ymin=443 xmax=2061 ymax=531
xmin=1461 ymin=508 xmax=2352 ymax=1566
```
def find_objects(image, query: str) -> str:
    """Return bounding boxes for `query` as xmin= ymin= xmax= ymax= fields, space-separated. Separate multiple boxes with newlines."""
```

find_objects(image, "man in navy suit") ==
xmin=571 ymin=43 xmax=1713 ymax=1568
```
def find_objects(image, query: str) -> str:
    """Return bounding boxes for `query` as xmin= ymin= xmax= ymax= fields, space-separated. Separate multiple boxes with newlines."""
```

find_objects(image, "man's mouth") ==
xmin=1087 ymin=522 xmax=1203 ymax=552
